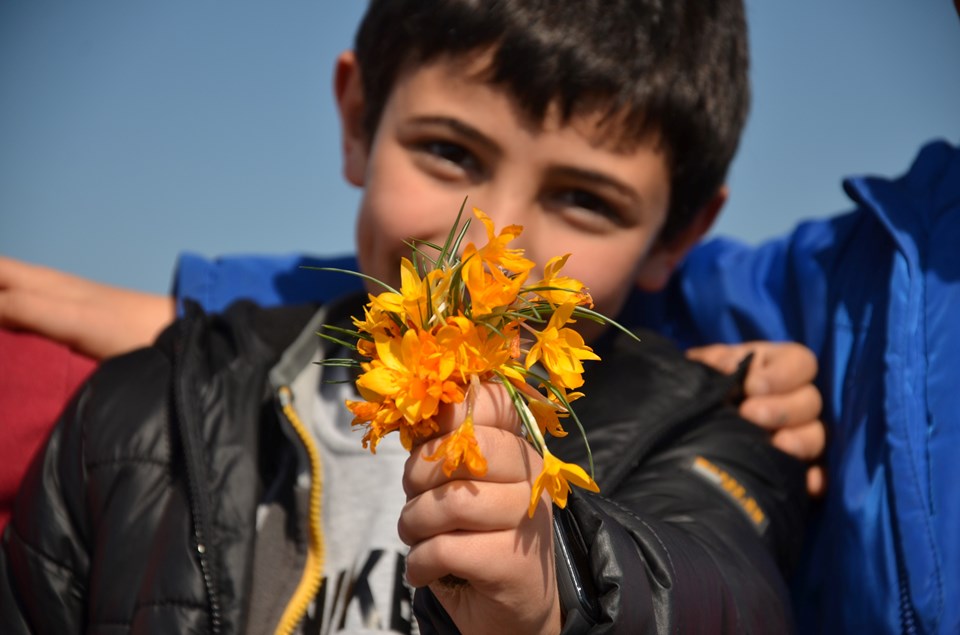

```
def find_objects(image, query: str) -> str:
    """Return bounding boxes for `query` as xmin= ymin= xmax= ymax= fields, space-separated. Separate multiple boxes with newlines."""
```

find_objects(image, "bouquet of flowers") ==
xmin=321 ymin=204 xmax=632 ymax=517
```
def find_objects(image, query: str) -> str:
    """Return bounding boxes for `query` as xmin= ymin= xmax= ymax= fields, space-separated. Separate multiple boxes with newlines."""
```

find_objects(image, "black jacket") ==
xmin=1 ymin=299 xmax=806 ymax=633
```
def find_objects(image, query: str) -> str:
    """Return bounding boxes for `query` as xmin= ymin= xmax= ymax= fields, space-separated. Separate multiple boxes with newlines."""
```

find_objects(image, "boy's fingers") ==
xmin=398 ymin=480 xmax=531 ymax=545
xmin=403 ymin=427 xmax=537 ymax=497
xmin=739 ymin=385 xmax=823 ymax=429
xmin=0 ymin=256 xmax=96 ymax=300
xmin=415 ymin=381 xmax=522 ymax=444
xmin=744 ymin=341 xmax=818 ymax=396
xmin=404 ymin=496 xmax=553 ymax=591
xmin=806 ymin=464 xmax=826 ymax=499
xmin=404 ymin=529 xmax=522 ymax=589
xmin=686 ymin=343 xmax=751 ymax=374
xmin=688 ymin=341 xmax=819 ymax=398
xmin=770 ymin=420 xmax=826 ymax=462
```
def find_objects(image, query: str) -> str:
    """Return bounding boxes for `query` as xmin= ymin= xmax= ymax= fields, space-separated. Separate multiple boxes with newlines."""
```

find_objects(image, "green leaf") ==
xmin=315 ymin=358 xmax=363 ymax=368
xmin=437 ymin=197 xmax=470 ymax=269
xmin=572 ymin=306 xmax=641 ymax=342
xmin=316 ymin=331 xmax=359 ymax=351
xmin=499 ymin=375 xmax=546 ymax=455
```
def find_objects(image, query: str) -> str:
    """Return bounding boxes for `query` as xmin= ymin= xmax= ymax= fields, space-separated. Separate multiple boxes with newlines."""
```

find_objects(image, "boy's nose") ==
xmin=462 ymin=195 xmax=533 ymax=246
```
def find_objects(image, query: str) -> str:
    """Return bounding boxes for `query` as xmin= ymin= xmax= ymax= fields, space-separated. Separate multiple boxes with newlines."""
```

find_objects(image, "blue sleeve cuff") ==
xmin=171 ymin=252 xmax=362 ymax=316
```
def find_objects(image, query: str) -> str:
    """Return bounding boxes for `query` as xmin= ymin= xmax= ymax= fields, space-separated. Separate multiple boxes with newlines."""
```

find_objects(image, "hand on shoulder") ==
xmin=0 ymin=256 xmax=175 ymax=360
xmin=687 ymin=340 xmax=826 ymax=497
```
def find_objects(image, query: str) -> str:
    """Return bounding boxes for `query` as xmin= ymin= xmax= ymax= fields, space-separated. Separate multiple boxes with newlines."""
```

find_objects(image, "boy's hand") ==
xmin=399 ymin=382 xmax=562 ymax=635
xmin=0 ymin=256 xmax=174 ymax=360
xmin=687 ymin=341 xmax=826 ymax=497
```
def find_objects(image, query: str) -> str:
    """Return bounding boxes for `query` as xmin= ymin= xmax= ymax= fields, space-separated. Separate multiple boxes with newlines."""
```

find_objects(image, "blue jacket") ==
xmin=170 ymin=139 xmax=960 ymax=634
xmin=637 ymin=139 xmax=960 ymax=635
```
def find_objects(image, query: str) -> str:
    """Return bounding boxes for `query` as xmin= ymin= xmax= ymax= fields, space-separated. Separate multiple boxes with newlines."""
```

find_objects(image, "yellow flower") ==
xmin=527 ymin=399 xmax=568 ymax=438
xmin=398 ymin=257 xmax=432 ymax=326
xmin=399 ymin=258 xmax=453 ymax=328
xmin=530 ymin=254 xmax=593 ymax=308
xmin=461 ymin=208 xmax=535 ymax=315
xmin=355 ymin=328 xmax=465 ymax=448
xmin=436 ymin=315 xmax=517 ymax=380
xmin=352 ymin=303 xmax=399 ymax=357
xmin=346 ymin=398 xmax=402 ymax=452
xmin=462 ymin=244 xmax=527 ymax=316
xmin=424 ymin=416 xmax=488 ymax=477
xmin=367 ymin=290 xmax=404 ymax=315
xmin=366 ymin=259 xmax=449 ymax=329
xmin=333 ymin=206 xmax=611 ymax=515
xmin=398 ymin=416 xmax=441 ymax=453
xmin=503 ymin=375 xmax=569 ymax=438
xmin=472 ymin=208 xmax=535 ymax=276
xmin=528 ymin=450 xmax=599 ymax=517
xmin=525 ymin=302 xmax=601 ymax=390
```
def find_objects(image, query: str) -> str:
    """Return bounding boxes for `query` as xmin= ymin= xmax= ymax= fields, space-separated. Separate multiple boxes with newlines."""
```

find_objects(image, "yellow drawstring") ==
xmin=274 ymin=386 xmax=326 ymax=635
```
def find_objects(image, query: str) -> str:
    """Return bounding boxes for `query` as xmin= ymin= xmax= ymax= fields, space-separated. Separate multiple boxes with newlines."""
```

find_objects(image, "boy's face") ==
xmin=337 ymin=52 xmax=710 ymax=340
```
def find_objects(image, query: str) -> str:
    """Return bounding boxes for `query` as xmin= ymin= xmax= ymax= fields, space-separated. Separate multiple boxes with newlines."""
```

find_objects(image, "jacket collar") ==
xmin=842 ymin=139 xmax=960 ymax=256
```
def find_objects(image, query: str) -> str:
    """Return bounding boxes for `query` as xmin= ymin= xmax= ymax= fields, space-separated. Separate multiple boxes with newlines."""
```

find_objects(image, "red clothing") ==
xmin=0 ymin=329 xmax=96 ymax=532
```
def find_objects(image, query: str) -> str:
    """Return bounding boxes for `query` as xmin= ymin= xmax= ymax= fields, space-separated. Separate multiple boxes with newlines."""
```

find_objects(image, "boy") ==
xmin=0 ymin=1 xmax=806 ymax=633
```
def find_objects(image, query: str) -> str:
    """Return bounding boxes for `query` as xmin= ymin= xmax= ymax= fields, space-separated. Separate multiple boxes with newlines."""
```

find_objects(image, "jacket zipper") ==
xmin=274 ymin=385 xmax=326 ymax=635
xmin=896 ymin=541 xmax=919 ymax=634
xmin=173 ymin=333 xmax=223 ymax=634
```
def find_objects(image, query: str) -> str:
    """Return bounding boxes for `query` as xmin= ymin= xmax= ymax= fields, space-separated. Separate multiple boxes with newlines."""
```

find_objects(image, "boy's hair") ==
xmin=354 ymin=0 xmax=750 ymax=244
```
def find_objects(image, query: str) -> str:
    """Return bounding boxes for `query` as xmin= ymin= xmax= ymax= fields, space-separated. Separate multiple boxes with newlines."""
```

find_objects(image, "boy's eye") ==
xmin=549 ymin=189 xmax=625 ymax=228
xmin=417 ymin=140 xmax=482 ymax=175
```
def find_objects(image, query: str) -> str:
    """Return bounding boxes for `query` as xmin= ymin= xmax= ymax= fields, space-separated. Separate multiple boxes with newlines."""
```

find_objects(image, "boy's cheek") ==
xmin=569 ymin=262 xmax=641 ymax=331
xmin=354 ymin=179 xmax=460 ymax=286
xmin=352 ymin=187 xmax=412 ymax=288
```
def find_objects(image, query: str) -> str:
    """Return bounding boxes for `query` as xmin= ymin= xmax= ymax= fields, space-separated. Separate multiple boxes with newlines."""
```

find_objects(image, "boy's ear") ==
xmin=334 ymin=51 xmax=368 ymax=187
xmin=635 ymin=187 xmax=728 ymax=292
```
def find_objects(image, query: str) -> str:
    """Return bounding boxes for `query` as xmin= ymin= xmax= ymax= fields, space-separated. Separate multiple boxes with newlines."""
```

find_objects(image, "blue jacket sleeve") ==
xmin=170 ymin=213 xmax=851 ymax=352
xmin=171 ymin=252 xmax=362 ymax=315
xmin=628 ymin=214 xmax=856 ymax=352
xmin=631 ymin=236 xmax=794 ymax=348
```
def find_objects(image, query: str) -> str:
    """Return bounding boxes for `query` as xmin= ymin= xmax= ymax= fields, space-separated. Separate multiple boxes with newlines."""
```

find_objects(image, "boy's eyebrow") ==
xmin=549 ymin=166 xmax=642 ymax=206
xmin=407 ymin=115 xmax=643 ymax=209
xmin=406 ymin=116 xmax=501 ymax=157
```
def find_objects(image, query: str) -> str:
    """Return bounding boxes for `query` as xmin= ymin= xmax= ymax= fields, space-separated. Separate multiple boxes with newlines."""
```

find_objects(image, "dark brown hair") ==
xmin=354 ymin=0 xmax=750 ymax=243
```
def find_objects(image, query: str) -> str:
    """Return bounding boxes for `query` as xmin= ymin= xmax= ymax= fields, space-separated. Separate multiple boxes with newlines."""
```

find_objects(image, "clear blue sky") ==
xmin=2 ymin=1 xmax=958 ymax=293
